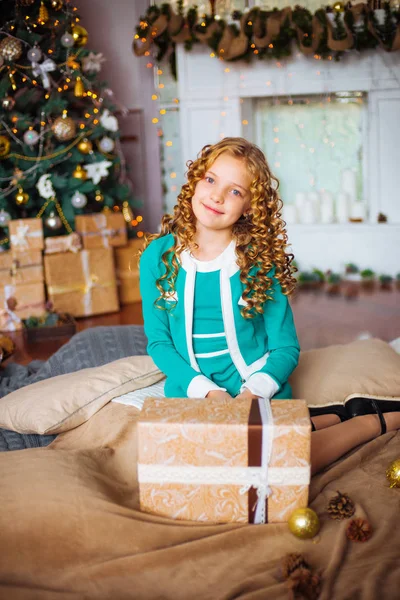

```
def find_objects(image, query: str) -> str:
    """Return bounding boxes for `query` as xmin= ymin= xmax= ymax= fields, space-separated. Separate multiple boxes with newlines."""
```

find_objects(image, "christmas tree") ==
xmin=0 ymin=0 xmax=141 ymax=248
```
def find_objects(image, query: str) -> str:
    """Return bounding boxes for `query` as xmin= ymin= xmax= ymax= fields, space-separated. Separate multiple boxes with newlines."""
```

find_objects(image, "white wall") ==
xmin=76 ymin=0 xmax=163 ymax=233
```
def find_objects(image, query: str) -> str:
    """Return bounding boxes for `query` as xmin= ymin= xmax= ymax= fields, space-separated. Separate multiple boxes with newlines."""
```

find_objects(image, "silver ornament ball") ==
xmin=1 ymin=96 xmax=15 ymax=110
xmin=0 ymin=209 xmax=11 ymax=227
xmin=45 ymin=211 xmax=62 ymax=230
xmin=61 ymin=33 xmax=75 ymax=48
xmin=98 ymin=136 xmax=115 ymax=153
xmin=71 ymin=191 xmax=87 ymax=209
xmin=27 ymin=46 xmax=43 ymax=62
xmin=23 ymin=129 xmax=39 ymax=146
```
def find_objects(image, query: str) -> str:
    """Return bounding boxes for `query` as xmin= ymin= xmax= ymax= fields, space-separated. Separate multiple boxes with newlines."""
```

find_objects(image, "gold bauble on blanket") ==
xmin=288 ymin=508 xmax=320 ymax=539
xmin=386 ymin=458 xmax=400 ymax=488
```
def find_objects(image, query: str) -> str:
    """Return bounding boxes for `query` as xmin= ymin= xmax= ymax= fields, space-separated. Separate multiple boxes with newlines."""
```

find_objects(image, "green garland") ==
xmin=133 ymin=2 xmax=400 ymax=78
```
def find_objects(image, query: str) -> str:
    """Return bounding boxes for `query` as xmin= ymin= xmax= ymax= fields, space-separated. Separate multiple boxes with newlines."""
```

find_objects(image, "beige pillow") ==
xmin=290 ymin=338 xmax=400 ymax=408
xmin=0 ymin=355 xmax=163 ymax=435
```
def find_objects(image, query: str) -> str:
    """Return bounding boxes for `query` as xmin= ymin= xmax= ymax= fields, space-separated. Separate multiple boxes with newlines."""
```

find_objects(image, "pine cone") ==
xmin=327 ymin=490 xmax=355 ymax=520
xmin=281 ymin=553 xmax=310 ymax=579
xmin=346 ymin=518 xmax=373 ymax=542
xmin=287 ymin=567 xmax=321 ymax=600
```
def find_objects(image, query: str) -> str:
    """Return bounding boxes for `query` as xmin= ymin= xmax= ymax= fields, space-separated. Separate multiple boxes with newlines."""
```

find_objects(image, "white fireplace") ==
xmin=170 ymin=46 xmax=400 ymax=275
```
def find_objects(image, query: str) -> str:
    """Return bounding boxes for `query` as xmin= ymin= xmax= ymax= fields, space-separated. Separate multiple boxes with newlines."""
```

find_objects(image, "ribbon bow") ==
xmin=239 ymin=480 xmax=272 ymax=525
xmin=0 ymin=298 xmax=21 ymax=332
xmin=10 ymin=223 xmax=30 ymax=249
xmin=66 ymin=232 xmax=82 ymax=253
xmin=31 ymin=58 xmax=56 ymax=89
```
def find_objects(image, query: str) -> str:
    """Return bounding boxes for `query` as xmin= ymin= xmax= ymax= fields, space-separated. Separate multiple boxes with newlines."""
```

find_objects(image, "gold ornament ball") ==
xmin=72 ymin=164 xmax=87 ymax=180
xmin=51 ymin=0 xmax=63 ymax=9
xmin=386 ymin=459 xmax=400 ymax=489
xmin=77 ymin=138 xmax=93 ymax=154
xmin=0 ymin=37 xmax=23 ymax=62
xmin=0 ymin=135 xmax=11 ymax=158
xmin=71 ymin=25 xmax=89 ymax=47
xmin=333 ymin=1 xmax=345 ymax=12
xmin=52 ymin=116 xmax=76 ymax=142
xmin=94 ymin=189 xmax=104 ymax=202
xmin=15 ymin=187 xmax=29 ymax=206
xmin=288 ymin=508 xmax=320 ymax=540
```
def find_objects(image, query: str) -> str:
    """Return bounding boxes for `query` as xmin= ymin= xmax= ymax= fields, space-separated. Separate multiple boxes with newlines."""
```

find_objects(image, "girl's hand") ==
xmin=206 ymin=390 xmax=233 ymax=401
xmin=235 ymin=388 xmax=259 ymax=401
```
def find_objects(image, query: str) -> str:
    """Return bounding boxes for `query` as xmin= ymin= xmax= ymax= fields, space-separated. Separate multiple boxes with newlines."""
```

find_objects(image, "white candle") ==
xmin=295 ymin=192 xmax=307 ymax=209
xmin=350 ymin=202 xmax=366 ymax=221
xmin=299 ymin=200 xmax=317 ymax=224
xmin=307 ymin=191 xmax=321 ymax=222
xmin=341 ymin=169 xmax=357 ymax=203
xmin=282 ymin=204 xmax=297 ymax=225
xmin=320 ymin=191 xmax=334 ymax=224
xmin=336 ymin=192 xmax=349 ymax=223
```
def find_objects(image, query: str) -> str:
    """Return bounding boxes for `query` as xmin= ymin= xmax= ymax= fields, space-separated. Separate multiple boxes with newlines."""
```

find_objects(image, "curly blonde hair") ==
xmin=142 ymin=137 xmax=297 ymax=318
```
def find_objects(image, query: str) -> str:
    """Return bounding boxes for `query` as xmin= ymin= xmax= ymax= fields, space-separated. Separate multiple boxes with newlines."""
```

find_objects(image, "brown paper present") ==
xmin=75 ymin=213 xmax=127 ymax=249
xmin=8 ymin=218 xmax=44 ymax=251
xmin=0 ymin=252 xmax=13 ymax=286
xmin=44 ymin=248 xmax=119 ymax=317
xmin=0 ymin=283 xmax=46 ymax=331
xmin=115 ymin=238 xmax=145 ymax=304
xmin=44 ymin=232 xmax=82 ymax=255
xmin=138 ymin=398 xmax=311 ymax=524
xmin=0 ymin=250 xmax=43 ymax=286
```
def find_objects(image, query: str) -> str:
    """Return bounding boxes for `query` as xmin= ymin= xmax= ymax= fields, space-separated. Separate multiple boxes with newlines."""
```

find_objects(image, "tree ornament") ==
xmin=36 ymin=174 xmax=55 ymax=199
xmin=72 ymin=164 xmax=87 ymax=180
xmin=8 ymin=71 xmax=17 ymax=91
xmin=0 ymin=136 xmax=11 ymax=159
xmin=71 ymin=25 xmax=89 ymax=47
xmin=77 ymin=138 xmax=93 ymax=154
xmin=38 ymin=1 xmax=49 ymax=25
xmin=2 ymin=96 xmax=15 ymax=111
xmin=346 ymin=518 xmax=372 ymax=542
xmin=386 ymin=458 xmax=400 ymax=488
xmin=52 ymin=115 xmax=76 ymax=141
xmin=327 ymin=491 xmax=355 ymax=520
xmin=15 ymin=187 xmax=29 ymax=206
xmin=333 ymin=1 xmax=345 ymax=11
xmin=51 ymin=0 xmax=63 ymax=9
xmin=0 ymin=37 xmax=23 ymax=61
xmin=288 ymin=508 xmax=320 ymax=540
xmin=94 ymin=189 xmax=104 ymax=203
xmin=82 ymin=51 xmax=105 ymax=73
xmin=18 ymin=0 xmax=35 ymax=5
xmin=61 ymin=33 xmax=75 ymax=48
xmin=100 ymin=109 xmax=119 ymax=132
xmin=122 ymin=200 xmax=133 ymax=223
xmin=84 ymin=160 xmax=112 ymax=184
xmin=27 ymin=46 xmax=43 ymax=63
xmin=0 ymin=209 xmax=11 ymax=227
xmin=23 ymin=129 xmax=39 ymax=146
xmin=98 ymin=136 xmax=115 ymax=153
xmin=45 ymin=211 xmax=62 ymax=230
xmin=71 ymin=191 xmax=87 ymax=209
xmin=74 ymin=76 xmax=85 ymax=97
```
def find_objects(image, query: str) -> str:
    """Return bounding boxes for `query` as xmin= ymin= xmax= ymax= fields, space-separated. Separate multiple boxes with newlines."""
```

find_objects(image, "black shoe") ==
xmin=308 ymin=404 xmax=348 ymax=423
xmin=344 ymin=396 xmax=392 ymax=435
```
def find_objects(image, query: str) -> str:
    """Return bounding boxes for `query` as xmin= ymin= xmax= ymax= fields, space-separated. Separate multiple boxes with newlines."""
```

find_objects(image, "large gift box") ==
xmin=0 ymin=283 xmax=46 ymax=331
xmin=8 ymin=218 xmax=44 ymax=251
xmin=138 ymin=398 xmax=311 ymax=524
xmin=1 ymin=251 xmax=43 ymax=285
xmin=44 ymin=248 xmax=119 ymax=317
xmin=44 ymin=232 xmax=82 ymax=255
xmin=115 ymin=238 xmax=145 ymax=304
xmin=75 ymin=213 xmax=127 ymax=249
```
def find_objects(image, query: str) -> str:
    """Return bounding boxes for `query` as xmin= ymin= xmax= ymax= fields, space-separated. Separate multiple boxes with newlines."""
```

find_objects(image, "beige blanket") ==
xmin=0 ymin=402 xmax=399 ymax=599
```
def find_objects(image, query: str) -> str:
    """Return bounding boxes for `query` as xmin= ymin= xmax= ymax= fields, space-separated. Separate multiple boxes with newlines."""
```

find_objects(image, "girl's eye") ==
xmin=205 ymin=176 xmax=214 ymax=184
xmin=232 ymin=189 xmax=242 ymax=197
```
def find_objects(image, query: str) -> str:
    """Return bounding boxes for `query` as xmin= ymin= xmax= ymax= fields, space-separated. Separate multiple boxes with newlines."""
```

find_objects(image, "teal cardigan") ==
xmin=139 ymin=234 xmax=300 ymax=399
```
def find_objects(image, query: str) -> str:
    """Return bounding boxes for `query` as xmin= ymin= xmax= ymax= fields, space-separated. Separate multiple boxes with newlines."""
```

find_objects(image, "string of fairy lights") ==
xmin=0 ymin=0 xmax=144 ymax=243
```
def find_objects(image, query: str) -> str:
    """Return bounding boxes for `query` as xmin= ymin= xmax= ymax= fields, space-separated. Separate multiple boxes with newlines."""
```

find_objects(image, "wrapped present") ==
xmin=0 ymin=283 xmax=46 ymax=331
xmin=138 ymin=398 xmax=311 ymax=524
xmin=44 ymin=232 xmax=82 ymax=255
xmin=44 ymin=248 xmax=119 ymax=317
xmin=75 ymin=213 xmax=127 ymax=249
xmin=8 ymin=218 xmax=44 ymax=251
xmin=115 ymin=238 xmax=145 ymax=304
xmin=1 ymin=250 xmax=43 ymax=286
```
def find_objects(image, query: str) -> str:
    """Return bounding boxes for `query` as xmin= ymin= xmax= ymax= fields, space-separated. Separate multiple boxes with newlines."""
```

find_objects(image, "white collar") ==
xmin=180 ymin=239 xmax=239 ymax=274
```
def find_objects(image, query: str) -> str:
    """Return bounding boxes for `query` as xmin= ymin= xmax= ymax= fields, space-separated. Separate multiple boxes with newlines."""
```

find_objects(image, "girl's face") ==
xmin=191 ymin=153 xmax=252 ymax=235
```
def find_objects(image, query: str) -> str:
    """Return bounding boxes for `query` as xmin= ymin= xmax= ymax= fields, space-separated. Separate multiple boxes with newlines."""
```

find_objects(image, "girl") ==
xmin=140 ymin=137 xmax=400 ymax=474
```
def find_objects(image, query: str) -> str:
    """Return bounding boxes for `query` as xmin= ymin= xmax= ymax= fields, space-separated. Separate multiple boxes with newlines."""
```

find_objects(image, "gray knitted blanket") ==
xmin=0 ymin=325 xmax=148 ymax=452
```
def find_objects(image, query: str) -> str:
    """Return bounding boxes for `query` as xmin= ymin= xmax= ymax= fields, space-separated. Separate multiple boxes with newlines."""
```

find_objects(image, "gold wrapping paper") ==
xmin=44 ymin=248 xmax=119 ymax=317
xmin=0 ymin=282 xmax=46 ymax=331
xmin=75 ymin=213 xmax=127 ymax=249
xmin=44 ymin=232 xmax=82 ymax=255
xmin=8 ymin=218 xmax=44 ymax=251
xmin=115 ymin=239 xmax=145 ymax=304
xmin=138 ymin=398 xmax=311 ymax=524
xmin=0 ymin=250 xmax=43 ymax=286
